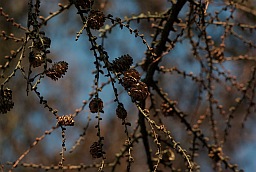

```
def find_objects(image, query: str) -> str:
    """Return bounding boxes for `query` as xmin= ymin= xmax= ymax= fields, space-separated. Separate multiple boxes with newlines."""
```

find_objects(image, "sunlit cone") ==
xmin=88 ymin=10 xmax=105 ymax=30
xmin=89 ymin=98 xmax=104 ymax=113
xmin=122 ymin=75 xmax=138 ymax=90
xmin=129 ymin=81 xmax=149 ymax=101
xmin=122 ymin=68 xmax=141 ymax=89
xmin=45 ymin=61 xmax=68 ymax=81
xmin=0 ymin=88 xmax=14 ymax=114
xmin=116 ymin=103 xmax=127 ymax=119
xmin=29 ymin=51 xmax=45 ymax=68
xmin=124 ymin=69 xmax=140 ymax=80
xmin=90 ymin=141 xmax=103 ymax=158
xmin=110 ymin=54 xmax=133 ymax=73
xmin=57 ymin=115 xmax=75 ymax=126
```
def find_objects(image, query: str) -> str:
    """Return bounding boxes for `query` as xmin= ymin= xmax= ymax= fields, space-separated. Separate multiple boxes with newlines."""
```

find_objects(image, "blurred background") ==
xmin=0 ymin=0 xmax=256 ymax=171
